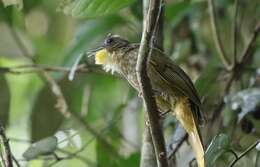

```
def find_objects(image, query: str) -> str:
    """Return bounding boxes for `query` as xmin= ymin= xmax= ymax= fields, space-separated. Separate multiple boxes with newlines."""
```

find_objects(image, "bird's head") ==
xmin=94 ymin=34 xmax=130 ymax=73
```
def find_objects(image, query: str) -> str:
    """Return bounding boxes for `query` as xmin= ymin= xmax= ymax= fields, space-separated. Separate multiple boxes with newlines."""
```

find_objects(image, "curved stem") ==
xmin=208 ymin=0 xmax=232 ymax=70
xmin=228 ymin=139 xmax=260 ymax=167
xmin=233 ymin=0 xmax=239 ymax=67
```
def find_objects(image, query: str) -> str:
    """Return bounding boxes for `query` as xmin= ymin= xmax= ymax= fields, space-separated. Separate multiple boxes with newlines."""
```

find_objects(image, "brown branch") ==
xmin=0 ymin=123 xmax=13 ymax=167
xmin=136 ymin=0 xmax=168 ymax=166
xmin=140 ymin=125 xmax=157 ymax=167
xmin=228 ymin=139 xmax=260 ymax=167
xmin=0 ymin=64 xmax=104 ymax=75
xmin=208 ymin=0 xmax=232 ymax=70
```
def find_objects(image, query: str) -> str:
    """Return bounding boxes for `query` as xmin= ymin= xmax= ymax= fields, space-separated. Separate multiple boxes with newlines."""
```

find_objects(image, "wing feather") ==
xmin=148 ymin=49 xmax=204 ymax=124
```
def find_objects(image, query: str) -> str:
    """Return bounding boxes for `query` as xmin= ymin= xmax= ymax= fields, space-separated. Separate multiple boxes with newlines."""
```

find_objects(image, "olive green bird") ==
xmin=95 ymin=34 xmax=205 ymax=167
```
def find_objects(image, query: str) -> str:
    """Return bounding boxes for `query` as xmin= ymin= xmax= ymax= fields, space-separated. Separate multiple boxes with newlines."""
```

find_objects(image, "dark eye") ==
xmin=106 ymin=38 xmax=113 ymax=45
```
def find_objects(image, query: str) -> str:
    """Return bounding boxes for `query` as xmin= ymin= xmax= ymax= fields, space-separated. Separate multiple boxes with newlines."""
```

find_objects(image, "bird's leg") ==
xmin=160 ymin=109 xmax=171 ymax=117
xmin=153 ymin=90 xmax=163 ymax=97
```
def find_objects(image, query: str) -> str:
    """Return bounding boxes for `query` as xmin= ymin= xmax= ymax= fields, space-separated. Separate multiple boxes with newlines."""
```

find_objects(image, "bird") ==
xmin=94 ymin=34 xmax=205 ymax=167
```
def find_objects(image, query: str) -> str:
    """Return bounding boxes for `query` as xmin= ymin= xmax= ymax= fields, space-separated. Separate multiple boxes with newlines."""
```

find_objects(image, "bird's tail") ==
xmin=174 ymin=97 xmax=205 ymax=167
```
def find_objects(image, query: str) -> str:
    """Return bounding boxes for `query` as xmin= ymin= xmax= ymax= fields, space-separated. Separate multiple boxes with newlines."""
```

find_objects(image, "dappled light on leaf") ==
xmin=57 ymin=0 xmax=134 ymax=18
xmin=205 ymin=134 xmax=230 ymax=167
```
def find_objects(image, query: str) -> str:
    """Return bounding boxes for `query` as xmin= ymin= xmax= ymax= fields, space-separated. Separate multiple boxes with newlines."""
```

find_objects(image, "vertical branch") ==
xmin=140 ymin=125 xmax=157 ymax=167
xmin=208 ymin=0 xmax=232 ymax=70
xmin=140 ymin=0 xmax=165 ymax=165
xmin=0 ymin=123 xmax=13 ymax=167
xmin=140 ymin=0 xmax=161 ymax=166
xmin=136 ymin=0 xmax=168 ymax=166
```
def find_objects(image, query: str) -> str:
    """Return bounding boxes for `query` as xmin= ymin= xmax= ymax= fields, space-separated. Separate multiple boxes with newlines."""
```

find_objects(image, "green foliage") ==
xmin=1 ymin=0 xmax=23 ymax=10
xmin=64 ymin=15 xmax=127 ymax=66
xmin=57 ymin=0 xmax=134 ymax=18
xmin=205 ymin=134 xmax=230 ymax=167
xmin=0 ymin=3 xmax=13 ymax=24
xmin=165 ymin=0 xmax=193 ymax=26
xmin=31 ymin=84 xmax=64 ymax=142
xmin=195 ymin=56 xmax=221 ymax=97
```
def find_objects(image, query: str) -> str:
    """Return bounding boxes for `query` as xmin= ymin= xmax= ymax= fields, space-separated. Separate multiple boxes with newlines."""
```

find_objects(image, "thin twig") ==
xmin=7 ymin=25 xmax=34 ymax=60
xmin=227 ymin=149 xmax=238 ymax=160
xmin=208 ymin=22 xmax=260 ymax=130
xmin=207 ymin=73 xmax=235 ymax=132
xmin=136 ymin=0 xmax=168 ymax=166
xmin=11 ymin=154 xmax=20 ymax=167
xmin=228 ymin=139 xmax=260 ymax=167
xmin=240 ymin=22 xmax=260 ymax=64
xmin=256 ymin=152 xmax=260 ymax=167
xmin=47 ymin=149 xmax=99 ymax=167
xmin=8 ymin=25 xmax=119 ymax=158
xmin=0 ymin=123 xmax=13 ymax=167
xmin=0 ymin=64 xmax=104 ymax=75
xmin=168 ymin=133 xmax=188 ymax=159
xmin=208 ymin=0 xmax=232 ymax=70
xmin=233 ymin=0 xmax=239 ymax=66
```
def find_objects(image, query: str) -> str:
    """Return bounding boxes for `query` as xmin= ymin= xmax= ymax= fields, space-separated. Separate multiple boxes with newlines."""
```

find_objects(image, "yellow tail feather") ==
xmin=174 ymin=97 xmax=205 ymax=167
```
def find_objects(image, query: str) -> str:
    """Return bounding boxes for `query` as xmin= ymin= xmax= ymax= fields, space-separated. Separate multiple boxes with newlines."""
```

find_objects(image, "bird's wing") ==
xmin=149 ymin=50 xmax=201 ymax=106
xmin=149 ymin=49 xmax=204 ymax=124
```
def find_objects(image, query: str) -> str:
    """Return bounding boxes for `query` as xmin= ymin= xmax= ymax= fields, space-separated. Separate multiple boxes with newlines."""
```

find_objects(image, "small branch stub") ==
xmin=0 ymin=123 xmax=13 ymax=167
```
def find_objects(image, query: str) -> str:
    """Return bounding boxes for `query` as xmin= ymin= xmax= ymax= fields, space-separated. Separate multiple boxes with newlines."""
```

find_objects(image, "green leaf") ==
xmin=118 ymin=153 xmax=140 ymax=166
xmin=57 ymin=0 xmax=134 ymax=18
xmin=0 ymin=3 xmax=13 ymax=24
xmin=205 ymin=134 xmax=231 ymax=167
xmin=0 ymin=75 xmax=10 ymax=127
xmin=165 ymin=1 xmax=191 ymax=25
xmin=23 ymin=136 xmax=58 ymax=160
xmin=31 ymin=85 xmax=64 ymax=142
xmin=165 ymin=1 xmax=202 ymax=26
xmin=195 ymin=56 xmax=221 ymax=97
xmin=63 ymin=15 xmax=126 ymax=66
xmin=1 ymin=0 xmax=23 ymax=10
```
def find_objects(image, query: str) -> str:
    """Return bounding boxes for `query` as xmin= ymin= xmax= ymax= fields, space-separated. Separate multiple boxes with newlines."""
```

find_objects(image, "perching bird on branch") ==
xmin=94 ymin=34 xmax=205 ymax=167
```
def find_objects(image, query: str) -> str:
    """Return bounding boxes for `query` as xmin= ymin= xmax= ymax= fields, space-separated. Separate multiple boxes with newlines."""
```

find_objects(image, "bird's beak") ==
xmin=95 ymin=48 xmax=109 ymax=65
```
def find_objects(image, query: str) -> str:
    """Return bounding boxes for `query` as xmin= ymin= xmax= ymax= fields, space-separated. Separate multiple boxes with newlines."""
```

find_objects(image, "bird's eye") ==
xmin=106 ymin=38 xmax=113 ymax=45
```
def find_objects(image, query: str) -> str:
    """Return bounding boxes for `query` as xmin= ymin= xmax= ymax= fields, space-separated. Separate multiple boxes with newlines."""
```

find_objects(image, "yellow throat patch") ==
xmin=95 ymin=49 xmax=108 ymax=65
